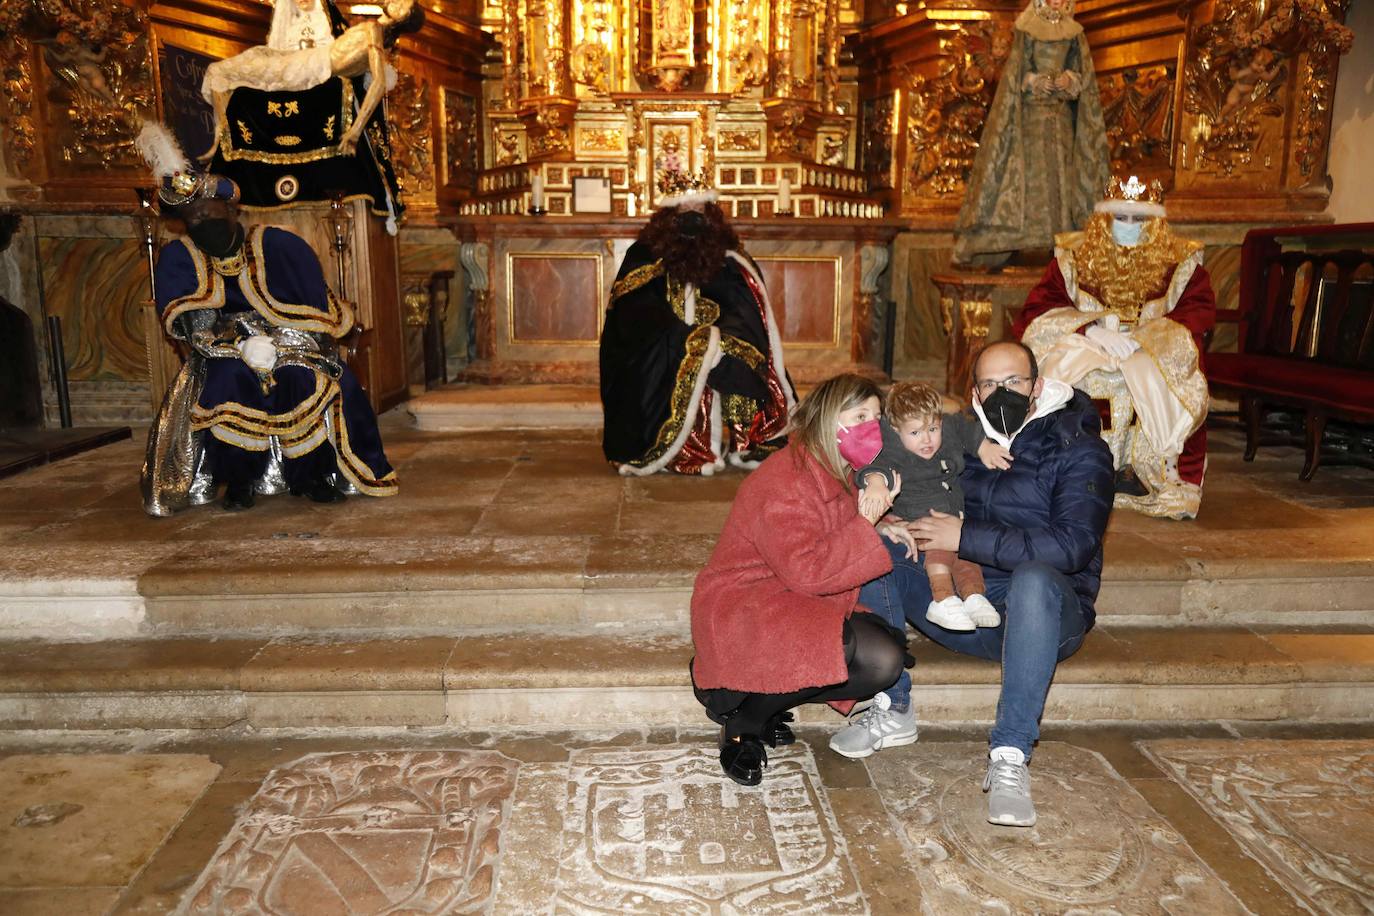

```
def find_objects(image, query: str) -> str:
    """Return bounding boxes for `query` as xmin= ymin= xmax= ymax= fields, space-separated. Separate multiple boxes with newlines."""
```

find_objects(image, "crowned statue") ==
xmin=1015 ymin=176 xmax=1216 ymax=519
xmin=954 ymin=0 xmax=1111 ymax=266
xmin=599 ymin=170 xmax=795 ymax=475
xmin=199 ymin=0 xmax=423 ymax=231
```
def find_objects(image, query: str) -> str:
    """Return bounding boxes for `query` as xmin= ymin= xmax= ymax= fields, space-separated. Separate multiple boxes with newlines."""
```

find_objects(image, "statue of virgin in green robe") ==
xmin=953 ymin=0 xmax=1110 ymax=266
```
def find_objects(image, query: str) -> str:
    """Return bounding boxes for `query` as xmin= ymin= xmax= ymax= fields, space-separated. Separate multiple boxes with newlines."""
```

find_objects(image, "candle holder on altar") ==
xmin=528 ymin=173 xmax=548 ymax=216
xmin=320 ymin=192 xmax=354 ymax=299
xmin=775 ymin=176 xmax=794 ymax=217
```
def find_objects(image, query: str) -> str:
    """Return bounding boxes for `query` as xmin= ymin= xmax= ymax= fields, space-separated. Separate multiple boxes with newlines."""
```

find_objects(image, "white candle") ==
xmin=778 ymin=175 xmax=792 ymax=212
xmin=531 ymin=173 xmax=545 ymax=210
xmin=627 ymin=191 xmax=637 ymax=217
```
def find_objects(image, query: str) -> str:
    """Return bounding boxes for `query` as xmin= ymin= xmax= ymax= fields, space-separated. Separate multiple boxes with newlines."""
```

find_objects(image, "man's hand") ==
xmin=978 ymin=439 xmax=1013 ymax=470
xmin=877 ymin=522 xmax=918 ymax=559
xmin=858 ymin=472 xmax=901 ymax=524
xmin=1085 ymin=324 xmax=1140 ymax=360
xmin=236 ymin=335 xmax=277 ymax=372
xmin=908 ymin=509 xmax=962 ymax=553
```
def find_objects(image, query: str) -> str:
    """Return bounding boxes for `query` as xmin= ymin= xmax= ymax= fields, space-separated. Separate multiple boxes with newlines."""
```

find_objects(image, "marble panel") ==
xmin=755 ymin=256 xmax=840 ymax=345
xmin=180 ymin=749 xmax=518 ymax=914
xmin=38 ymin=237 xmax=148 ymax=382
xmin=0 ymin=754 xmax=220 ymax=888
xmin=865 ymin=742 xmax=1248 ymax=914
xmin=546 ymin=744 xmax=867 ymax=913
xmin=508 ymin=253 xmax=602 ymax=343
xmin=1141 ymin=738 xmax=1374 ymax=915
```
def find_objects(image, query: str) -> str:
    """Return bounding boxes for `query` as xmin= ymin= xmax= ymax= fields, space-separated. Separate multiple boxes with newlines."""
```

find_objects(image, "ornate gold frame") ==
xmin=751 ymin=254 xmax=844 ymax=349
xmin=504 ymin=251 xmax=606 ymax=346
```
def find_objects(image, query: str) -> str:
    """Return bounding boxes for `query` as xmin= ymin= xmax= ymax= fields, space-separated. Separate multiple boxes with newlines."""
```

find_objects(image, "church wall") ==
xmin=1326 ymin=1 xmax=1374 ymax=224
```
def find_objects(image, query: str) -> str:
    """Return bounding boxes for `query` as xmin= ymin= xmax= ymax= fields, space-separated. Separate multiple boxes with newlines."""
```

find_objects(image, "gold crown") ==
xmin=656 ymin=168 xmax=713 ymax=198
xmin=1104 ymin=174 xmax=1164 ymax=205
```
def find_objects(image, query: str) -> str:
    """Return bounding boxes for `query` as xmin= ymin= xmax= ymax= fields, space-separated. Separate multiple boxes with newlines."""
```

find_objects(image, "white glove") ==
xmin=236 ymin=335 xmax=277 ymax=372
xmin=1085 ymin=324 xmax=1139 ymax=360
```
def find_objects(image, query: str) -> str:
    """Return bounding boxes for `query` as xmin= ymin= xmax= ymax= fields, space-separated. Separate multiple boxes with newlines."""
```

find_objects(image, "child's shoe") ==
xmin=926 ymin=595 xmax=975 ymax=631
xmin=962 ymin=594 xmax=1001 ymax=628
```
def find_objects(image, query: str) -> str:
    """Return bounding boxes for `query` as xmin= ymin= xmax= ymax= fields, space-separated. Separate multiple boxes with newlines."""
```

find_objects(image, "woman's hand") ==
xmin=978 ymin=439 xmax=1013 ymax=470
xmin=858 ymin=472 xmax=900 ymax=524
xmin=878 ymin=521 xmax=918 ymax=559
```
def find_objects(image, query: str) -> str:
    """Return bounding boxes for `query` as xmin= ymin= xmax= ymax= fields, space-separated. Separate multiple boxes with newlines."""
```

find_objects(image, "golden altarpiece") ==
xmin=0 ymin=0 xmax=1356 ymax=420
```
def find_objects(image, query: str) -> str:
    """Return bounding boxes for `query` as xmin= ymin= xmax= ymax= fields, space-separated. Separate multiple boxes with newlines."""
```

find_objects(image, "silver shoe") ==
xmin=983 ymin=746 xmax=1036 ymax=827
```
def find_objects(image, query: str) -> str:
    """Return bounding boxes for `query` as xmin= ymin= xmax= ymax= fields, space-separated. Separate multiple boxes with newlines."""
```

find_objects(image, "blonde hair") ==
xmin=790 ymin=373 xmax=883 ymax=488
xmin=885 ymin=381 xmax=943 ymax=426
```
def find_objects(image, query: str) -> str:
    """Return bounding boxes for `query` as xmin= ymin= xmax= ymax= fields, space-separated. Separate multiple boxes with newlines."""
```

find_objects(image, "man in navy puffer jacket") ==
xmin=907 ymin=340 xmax=1114 ymax=827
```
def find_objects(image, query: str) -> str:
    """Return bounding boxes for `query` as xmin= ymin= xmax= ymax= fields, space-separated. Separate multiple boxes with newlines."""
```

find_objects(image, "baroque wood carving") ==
xmin=0 ymin=0 xmax=154 ymax=175
xmin=1101 ymin=65 xmax=1175 ymax=173
xmin=389 ymin=69 xmax=436 ymax=206
xmin=1182 ymin=0 xmax=1352 ymax=176
xmin=904 ymin=21 xmax=1010 ymax=199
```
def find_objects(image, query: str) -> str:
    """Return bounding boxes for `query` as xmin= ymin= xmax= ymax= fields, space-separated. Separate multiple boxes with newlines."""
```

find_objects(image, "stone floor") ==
xmin=2 ymin=721 xmax=1372 ymax=915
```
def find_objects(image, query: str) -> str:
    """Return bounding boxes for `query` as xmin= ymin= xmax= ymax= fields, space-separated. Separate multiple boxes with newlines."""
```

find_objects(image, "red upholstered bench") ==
xmin=1207 ymin=224 xmax=1374 ymax=480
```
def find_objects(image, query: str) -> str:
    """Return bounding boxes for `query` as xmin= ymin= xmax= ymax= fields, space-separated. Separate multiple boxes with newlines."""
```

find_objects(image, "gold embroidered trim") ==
xmin=239 ymin=226 xmax=355 ymax=337
xmin=1064 ymin=214 xmax=1203 ymax=322
xmin=625 ymin=327 xmax=714 ymax=469
xmin=610 ymin=261 xmax=664 ymax=303
xmin=722 ymin=393 xmax=759 ymax=428
xmin=221 ymin=81 xmax=356 ymax=164
xmin=719 ymin=334 xmax=765 ymax=371
xmin=163 ymin=243 xmax=225 ymax=336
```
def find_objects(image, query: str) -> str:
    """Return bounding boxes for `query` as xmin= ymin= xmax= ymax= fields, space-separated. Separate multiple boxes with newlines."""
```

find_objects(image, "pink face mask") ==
xmin=836 ymin=419 xmax=883 ymax=467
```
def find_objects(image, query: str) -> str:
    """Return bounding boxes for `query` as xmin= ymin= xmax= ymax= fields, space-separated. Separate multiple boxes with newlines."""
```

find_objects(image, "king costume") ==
xmin=146 ymin=223 xmax=397 ymax=514
xmin=600 ymin=181 xmax=794 ymax=476
xmin=136 ymin=120 xmax=396 ymax=515
xmin=1015 ymin=177 xmax=1215 ymax=519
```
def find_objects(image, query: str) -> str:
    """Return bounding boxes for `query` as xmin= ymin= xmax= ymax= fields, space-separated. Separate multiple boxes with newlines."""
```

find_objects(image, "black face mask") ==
xmin=187 ymin=219 xmax=242 ymax=257
xmin=980 ymin=386 xmax=1033 ymax=438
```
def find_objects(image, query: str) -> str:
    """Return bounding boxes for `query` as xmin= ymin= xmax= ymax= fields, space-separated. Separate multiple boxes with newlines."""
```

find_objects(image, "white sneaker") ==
xmin=828 ymin=692 xmax=919 ymax=759
xmin=925 ymin=595 xmax=975 ymax=631
xmin=962 ymin=594 xmax=1001 ymax=628
xmin=983 ymin=746 xmax=1036 ymax=827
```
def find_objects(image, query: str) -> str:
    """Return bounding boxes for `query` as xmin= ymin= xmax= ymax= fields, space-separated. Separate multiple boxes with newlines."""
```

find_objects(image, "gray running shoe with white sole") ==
xmin=828 ymin=692 xmax=919 ymax=759
xmin=983 ymin=746 xmax=1036 ymax=827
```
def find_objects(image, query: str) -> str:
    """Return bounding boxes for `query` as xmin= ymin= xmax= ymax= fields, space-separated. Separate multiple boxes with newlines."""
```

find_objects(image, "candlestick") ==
xmin=529 ymin=172 xmax=547 ymax=215
xmin=777 ymin=175 xmax=793 ymax=216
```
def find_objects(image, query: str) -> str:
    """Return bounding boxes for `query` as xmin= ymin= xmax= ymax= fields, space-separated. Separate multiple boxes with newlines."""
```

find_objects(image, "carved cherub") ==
xmin=1221 ymin=46 xmax=1282 ymax=120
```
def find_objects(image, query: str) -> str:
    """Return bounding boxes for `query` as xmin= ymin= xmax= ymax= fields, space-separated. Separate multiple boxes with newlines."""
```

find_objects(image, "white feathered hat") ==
xmin=1094 ymin=174 xmax=1166 ymax=219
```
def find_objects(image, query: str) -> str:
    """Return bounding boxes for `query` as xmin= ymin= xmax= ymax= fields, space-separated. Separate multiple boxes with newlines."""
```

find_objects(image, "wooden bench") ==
xmin=1206 ymin=223 xmax=1374 ymax=480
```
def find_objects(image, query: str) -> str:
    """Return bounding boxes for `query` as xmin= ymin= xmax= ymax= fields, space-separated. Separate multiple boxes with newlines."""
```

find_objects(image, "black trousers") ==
xmin=694 ymin=614 xmax=908 ymax=740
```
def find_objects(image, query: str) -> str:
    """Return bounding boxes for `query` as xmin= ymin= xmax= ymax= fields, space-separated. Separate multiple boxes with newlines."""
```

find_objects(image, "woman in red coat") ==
xmin=691 ymin=373 xmax=906 ymax=785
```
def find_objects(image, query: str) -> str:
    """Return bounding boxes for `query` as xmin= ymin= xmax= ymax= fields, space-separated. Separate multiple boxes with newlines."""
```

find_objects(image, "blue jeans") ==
xmin=859 ymin=538 xmax=1089 ymax=757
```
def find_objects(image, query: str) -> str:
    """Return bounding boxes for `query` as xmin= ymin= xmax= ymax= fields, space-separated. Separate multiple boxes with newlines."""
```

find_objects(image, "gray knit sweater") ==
xmin=858 ymin=413 xmax=986 ymax=519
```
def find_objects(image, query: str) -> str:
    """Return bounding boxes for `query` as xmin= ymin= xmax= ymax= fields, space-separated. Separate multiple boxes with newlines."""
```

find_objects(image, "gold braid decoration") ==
xmin=722 ymin=393 xmax=759 ymax=428
xmin=625 ymin=327 xmax=714 ymax=469
xmin=609 ymin=260 xmax=665 ymax=303
xmin=719 ymin=333 xmax=765 ymax=370
xmin=1067 ymin=214 xmax=1201 ymax=323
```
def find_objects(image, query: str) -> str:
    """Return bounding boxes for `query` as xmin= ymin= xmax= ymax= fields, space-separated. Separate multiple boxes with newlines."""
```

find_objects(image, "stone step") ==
xmin=7 ymin=534 xmax=1372 ymax=639
xmin=1 ymin=625 xmax=1369 ymax=731
xmin=407 ymin=384 xmax=603 ymax=431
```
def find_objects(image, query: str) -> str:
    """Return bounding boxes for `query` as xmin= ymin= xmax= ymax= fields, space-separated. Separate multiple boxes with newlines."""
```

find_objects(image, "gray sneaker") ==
xmin=828 ymin=693 xmax=919 ymax=759
xmin=983 ymin=746 xmax=1036 ymax=827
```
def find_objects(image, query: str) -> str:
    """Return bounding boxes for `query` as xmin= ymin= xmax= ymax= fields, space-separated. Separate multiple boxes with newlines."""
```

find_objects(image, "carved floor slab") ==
xmin=1141 ymin=738 xmax=1374 ymax=915
xmin=178 ymin=750 xmax=517 ymax=915
xmin=866 ymin=741 xmax=1249 ymax=914
xmin=506 ymin=744 xmax=868 ymax=914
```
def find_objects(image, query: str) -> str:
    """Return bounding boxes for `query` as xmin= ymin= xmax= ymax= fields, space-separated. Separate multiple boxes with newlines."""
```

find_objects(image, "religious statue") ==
xmin=600 ymin=171 xmax=795 ymax=475
xmin=136 ymin=123 xmax=397 ymax=515
xmin=1014 ymin=176 xmax=1215 ymax=519
xmin=953 ymin=0 xmax=1110 ymax=266
xmin=198 ymin=0 xmax=423 ymax=229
